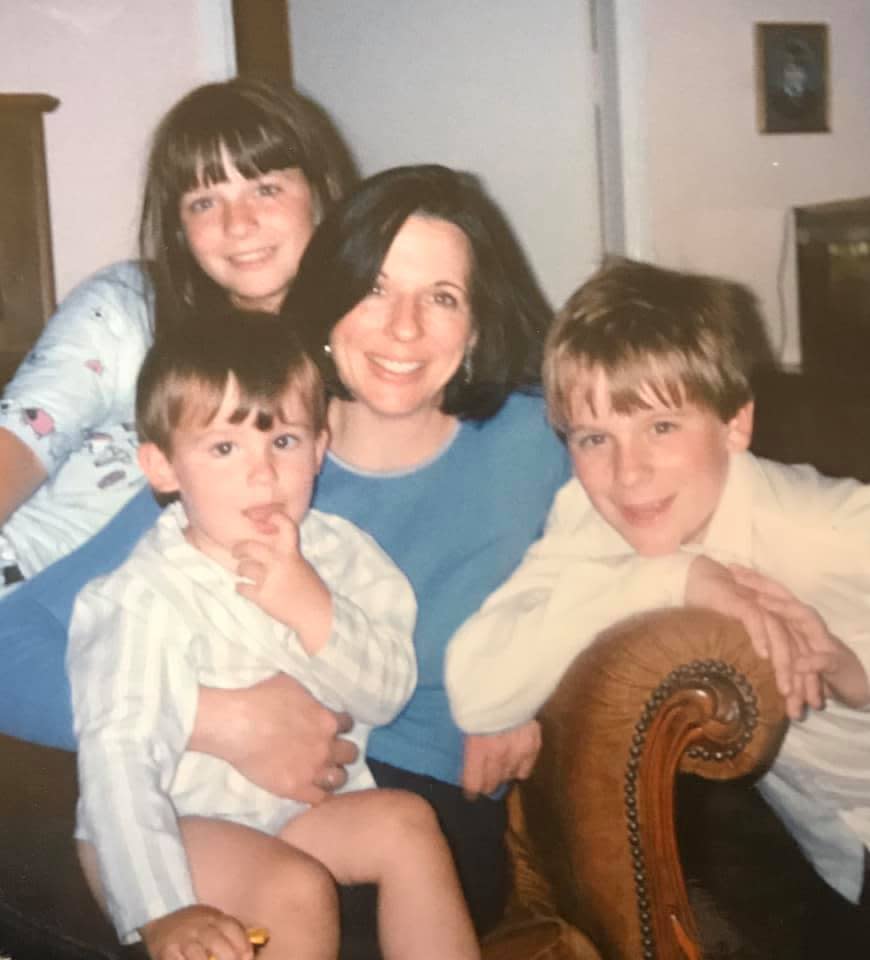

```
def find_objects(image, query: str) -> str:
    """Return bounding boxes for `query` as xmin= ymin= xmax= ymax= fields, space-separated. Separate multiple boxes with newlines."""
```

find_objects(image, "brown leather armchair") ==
xmin=0 ymin=606 xmax=784 ymax=960
xmin=484 ymin=607 xmax=785 ymax=960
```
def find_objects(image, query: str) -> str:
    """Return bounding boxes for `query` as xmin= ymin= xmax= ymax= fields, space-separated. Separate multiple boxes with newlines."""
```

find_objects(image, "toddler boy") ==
xmin=446 ymin=258 xmax=870 ymax=926
xmin=70 ymin=312 xmax=480 ymax=960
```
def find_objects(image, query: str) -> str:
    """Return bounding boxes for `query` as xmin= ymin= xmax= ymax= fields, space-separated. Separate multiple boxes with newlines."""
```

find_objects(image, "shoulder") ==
xmin=747 ymin=452 xmax=870 ymax=529
xmin=49 ymin=261 xmax=153 ymax=335
xmin=302 ymin=508 xmax=411 ymax=585
xmin=459 ymin=390 xmax=570 ymax=480
xmin=63 ymin=260 xmax=151 ymax=304
xmin=303 ymin=508 xmax=393 ymax=561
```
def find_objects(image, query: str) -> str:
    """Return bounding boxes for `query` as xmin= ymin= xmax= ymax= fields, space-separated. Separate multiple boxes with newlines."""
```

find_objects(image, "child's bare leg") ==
xmin=181 ymin=816 xmax=338 ymax=960
xmin=279 ymin=790 xmax=480 ymax=960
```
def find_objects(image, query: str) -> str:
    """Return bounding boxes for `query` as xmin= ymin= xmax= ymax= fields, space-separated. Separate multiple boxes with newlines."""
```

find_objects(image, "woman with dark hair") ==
xmin=1 ymin=164 xmax=570 ymax=955
xmin=284 ymin=164 xmax=572 ymax=943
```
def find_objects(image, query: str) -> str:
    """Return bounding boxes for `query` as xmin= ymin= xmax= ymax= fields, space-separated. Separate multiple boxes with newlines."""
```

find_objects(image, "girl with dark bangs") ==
xmin=0 ymin=78 xmax=354 ymax=586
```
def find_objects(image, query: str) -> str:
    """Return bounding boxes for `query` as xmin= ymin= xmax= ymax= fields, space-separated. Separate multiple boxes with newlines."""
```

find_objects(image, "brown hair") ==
xmin=544 ymin=258 xmax=773 ymax=433
xmin=139 ymin=78 xmax=356 ymax=337
xmin=136 ymin=309 xmax=326 ymax=455
xmin=291 ymin=164 xmax=551 ymax=421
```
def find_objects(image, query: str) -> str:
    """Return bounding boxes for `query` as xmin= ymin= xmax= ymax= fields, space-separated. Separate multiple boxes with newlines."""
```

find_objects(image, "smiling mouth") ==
xmin=229 ymin=248 xmax=276 ymax=268
xmin=370 ymin=355 xmax=423 ymax=375
xmin=619 ymin=496 xmax=674 ymax=526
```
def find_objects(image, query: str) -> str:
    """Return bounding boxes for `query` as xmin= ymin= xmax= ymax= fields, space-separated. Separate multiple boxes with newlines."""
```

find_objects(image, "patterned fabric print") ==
xmin=0 ymin=262 xmax=154 ymax=578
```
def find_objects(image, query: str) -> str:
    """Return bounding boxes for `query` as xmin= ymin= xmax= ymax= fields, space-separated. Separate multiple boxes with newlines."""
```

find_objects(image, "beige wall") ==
xmin=290 ymin=0 xmax=606 ymax=311
xmin=0 ymin=0 xmax=234 ymax=300
xmin=637 ymin=0 xmax=870 ymax=366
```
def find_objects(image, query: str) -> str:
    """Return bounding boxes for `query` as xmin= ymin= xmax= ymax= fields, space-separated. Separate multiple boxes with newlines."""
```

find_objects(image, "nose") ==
xmin=613 ymin=439 xmax=649 ymax=488
xmin=386 ymin=295 xmax=423 ymax=342
xmin=248 ymin=447 xmax=278 ymax=485
xmin=224 ymin=196 xmax=257 ymax=237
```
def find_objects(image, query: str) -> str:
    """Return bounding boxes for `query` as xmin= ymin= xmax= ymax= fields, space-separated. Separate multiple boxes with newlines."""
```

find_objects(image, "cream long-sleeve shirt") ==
xmin=68 ymin=502 xmax=417 ymax=943
xmin=446 ymin=451 xmax=870 ymax=902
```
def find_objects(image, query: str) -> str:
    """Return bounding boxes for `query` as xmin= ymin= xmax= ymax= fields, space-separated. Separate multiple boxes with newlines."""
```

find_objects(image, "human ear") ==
xmin=725 ymin=401 xmax=754 ymax=452
xmin=137 ymin=442 xmax=180 ymax=494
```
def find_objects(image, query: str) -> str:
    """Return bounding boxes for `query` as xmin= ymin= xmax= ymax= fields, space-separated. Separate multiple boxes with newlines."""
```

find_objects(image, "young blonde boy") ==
xmin=69 ymin=313 xmax=480 ymax=960
xmin=446 ymin=259 xmax=870 ymax=922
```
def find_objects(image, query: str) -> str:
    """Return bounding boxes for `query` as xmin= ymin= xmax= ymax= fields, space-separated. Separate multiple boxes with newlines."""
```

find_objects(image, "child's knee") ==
xmin=272 ymin=848 xmax=338 ymax=918
xmin=377 ymin=790 xmax=445 ymax=849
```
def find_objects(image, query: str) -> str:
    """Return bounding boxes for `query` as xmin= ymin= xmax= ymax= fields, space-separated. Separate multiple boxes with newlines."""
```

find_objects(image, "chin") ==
xmin=622 ymin=532 xmax=683 ymax=557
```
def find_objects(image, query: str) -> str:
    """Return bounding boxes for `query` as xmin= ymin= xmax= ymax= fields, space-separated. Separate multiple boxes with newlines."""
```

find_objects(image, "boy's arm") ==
xmin=237 ymin=511 xmax=417 ymax=727
xmin=730 ymin=564 xmax=870 ymax=710
xmin=445 ymin=484 xmax=692 ymax=734
xmin=297 ymin=514 xmax=418 ymax=726
xmin=68 ymin=585 xmax=198 ymax=944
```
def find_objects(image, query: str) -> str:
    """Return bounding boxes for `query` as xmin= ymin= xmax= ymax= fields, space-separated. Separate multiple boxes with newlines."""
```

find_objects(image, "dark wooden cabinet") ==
xmin=0 ymin=93 xmax=58 ymax=388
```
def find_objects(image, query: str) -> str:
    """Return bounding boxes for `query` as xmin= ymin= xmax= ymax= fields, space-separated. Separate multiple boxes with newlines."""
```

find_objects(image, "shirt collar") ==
xmin=693 ymin=450 xmax=754 ymax=563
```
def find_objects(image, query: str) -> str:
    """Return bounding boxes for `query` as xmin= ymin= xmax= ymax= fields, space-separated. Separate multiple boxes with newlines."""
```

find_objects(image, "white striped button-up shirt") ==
xmin=68 ymin=501 xmax=417 ymax=942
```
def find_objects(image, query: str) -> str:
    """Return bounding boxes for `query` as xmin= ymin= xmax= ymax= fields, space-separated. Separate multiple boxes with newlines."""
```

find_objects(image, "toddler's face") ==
xmin=140 ymin=377 xmax=327 ymax=570
xmin=565 ymin=369 xmax=752 ymax=555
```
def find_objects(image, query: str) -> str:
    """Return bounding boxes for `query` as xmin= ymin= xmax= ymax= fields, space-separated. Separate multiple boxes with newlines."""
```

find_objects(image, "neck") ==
xmin=327 ymin=400 xmax=459 ymax=472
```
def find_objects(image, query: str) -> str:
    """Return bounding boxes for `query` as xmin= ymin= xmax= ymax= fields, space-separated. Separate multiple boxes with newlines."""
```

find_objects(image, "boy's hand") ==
xmin=461 ymin=720 xmax=542 ymax=799
xmin=730 ymin=565 xmax=870 ymax=710
xmin=685 ymin=556 xmax=816 ymax=719
xmin=140 ymin=905 xmax=252 ymax=960
xmin=233 ymin=512 xmax=332 ymax=654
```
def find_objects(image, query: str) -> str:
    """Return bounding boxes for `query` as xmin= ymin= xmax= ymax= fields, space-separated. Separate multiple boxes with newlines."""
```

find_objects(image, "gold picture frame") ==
xmin=755 ymin=22 xmax=830 ymax=134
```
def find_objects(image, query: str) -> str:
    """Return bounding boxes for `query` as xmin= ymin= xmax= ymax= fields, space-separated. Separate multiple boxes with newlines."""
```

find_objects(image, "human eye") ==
xmin=652 ymin=419 xmax=679 ymax=436
xmin=572 ymin=432 xmax=607 ymax=451
xmin=432 ymin=290 xmax=460 ymax=308
xmin=210 ymin=440 xmax=235 ymax=457
xmin=274 ymin=432 xmax=301 ymax=451
xmin=255 ymin=178 xmax=282 ymax=198
xmin=184 ymin=193 xmax=214 ymax=215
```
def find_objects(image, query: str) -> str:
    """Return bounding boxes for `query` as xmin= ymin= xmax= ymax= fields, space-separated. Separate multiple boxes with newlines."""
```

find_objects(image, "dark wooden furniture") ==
xmin=232 ymin=0 xmax=293 ymax=85
xmin=0 ymin=93 xmax=58 ymax=389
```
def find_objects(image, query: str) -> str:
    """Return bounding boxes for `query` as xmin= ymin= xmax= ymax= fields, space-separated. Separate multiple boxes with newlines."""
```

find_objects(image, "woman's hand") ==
xmin=140 ymin=905 xmax=252 ymax=960
xmin=461 ymin=720 xmax=542 ymax=799
xmin=191 ymin=674 xmax=358 ymax=805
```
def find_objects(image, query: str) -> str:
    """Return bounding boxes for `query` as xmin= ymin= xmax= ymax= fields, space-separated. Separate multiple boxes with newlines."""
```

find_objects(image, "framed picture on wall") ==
xmin=755 ymin=22 xmax=830 ymax=134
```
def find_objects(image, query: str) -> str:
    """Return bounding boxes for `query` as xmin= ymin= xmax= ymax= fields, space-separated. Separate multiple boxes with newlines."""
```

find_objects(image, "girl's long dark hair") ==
xmin=139 ymin=78 xmax=356 ymax=336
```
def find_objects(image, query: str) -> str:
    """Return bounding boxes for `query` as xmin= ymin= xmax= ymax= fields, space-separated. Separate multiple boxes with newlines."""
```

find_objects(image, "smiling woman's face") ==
xmin=328 ymin=214 xmax=476 ymax=423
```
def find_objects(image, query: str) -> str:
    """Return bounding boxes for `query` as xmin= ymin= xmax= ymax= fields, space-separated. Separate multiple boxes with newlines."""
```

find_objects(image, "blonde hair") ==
xmin=544 ymin=258 xmax=771 ymax=433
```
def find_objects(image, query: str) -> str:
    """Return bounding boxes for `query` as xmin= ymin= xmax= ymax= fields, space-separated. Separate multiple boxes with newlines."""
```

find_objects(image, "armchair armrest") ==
xmin=509 ymin=607 xmax=787 ymax=960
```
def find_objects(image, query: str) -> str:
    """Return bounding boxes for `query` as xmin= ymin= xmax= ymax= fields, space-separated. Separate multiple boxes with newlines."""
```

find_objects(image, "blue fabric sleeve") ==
xmin=0 ymin=486 xmax=161 ymax=749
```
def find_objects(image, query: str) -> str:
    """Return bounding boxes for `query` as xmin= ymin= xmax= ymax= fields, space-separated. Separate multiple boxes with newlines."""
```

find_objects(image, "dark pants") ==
xmin=338 ymin=759 xmax=509 ymax=960
xmin=678 ymin=775 xmax=870 ymax=959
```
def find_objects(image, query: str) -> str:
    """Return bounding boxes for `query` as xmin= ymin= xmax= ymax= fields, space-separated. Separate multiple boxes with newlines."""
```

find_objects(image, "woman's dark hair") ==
xmin=139 ymin=78 xmax=357 ymax=336
xmin=290 ymin=164 xmax=552 ymax=420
